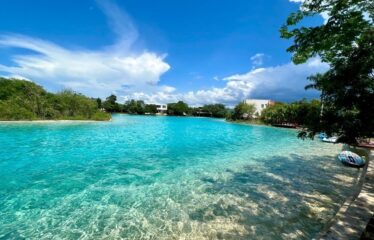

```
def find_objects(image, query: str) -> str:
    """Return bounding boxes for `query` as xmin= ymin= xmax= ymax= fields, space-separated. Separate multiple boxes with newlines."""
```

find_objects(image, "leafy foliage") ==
xmin=102 ymin=94 xmax=121 ymax=112
xmin=101 ymin=96 xmax=162 ymax=115
xmin=144 ymin=104 xmax=158 ymax=114
xmin=126 ymin=100 xmax=146 ymax=114
xmin=228 ymin=102 xmax=256 ymax=120
xmin=261 ymin=100 xmax=321 ymax=126
xmin=192 ymin=104 xmax=228 ymax=118
xmin=281 ymin=0 xmax=374 ymax=143
xmin=0 ymin=78 xmax=111 ymax=121
xmin=167 ymin=101 xmax=190 ymax=116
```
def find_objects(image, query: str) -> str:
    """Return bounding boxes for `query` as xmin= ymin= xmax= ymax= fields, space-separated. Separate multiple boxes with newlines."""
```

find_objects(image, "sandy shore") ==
xmin=317 ymin=148 xmax=373 ymax=239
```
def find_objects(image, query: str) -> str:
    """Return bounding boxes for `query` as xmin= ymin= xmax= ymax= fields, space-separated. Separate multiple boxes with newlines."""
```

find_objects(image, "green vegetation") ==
xmin=125 ymin=100 xmax=146 ymax=114
xmin=191 ymin=104 xmax=228 ymax=118
xmin=261 ymin=100 xmax=321 ymax=127
xmin=102 ymin=94 xmax=121 ymax=112
xmin=144 ymin=104 xmax=158 ymax=115
xmin=100 ymin=95 xmax=231 ymax=118
xmin=226 ymin=100 xmax=321 ymax=128
xmin=281 ymin=0 xmax=374 ymax=143
xmin=101 ymin=97 xmax=156 ymax=115
xmin=0 ymin=78 xmax=111 ymax=121
xmin=227 ymin=102 xmax=256 ymax=121
xmin=167 ymin=101 xmax=190 ymax=116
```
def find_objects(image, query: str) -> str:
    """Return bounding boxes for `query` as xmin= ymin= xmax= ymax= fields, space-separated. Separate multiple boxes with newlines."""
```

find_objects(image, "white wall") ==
xmin=156 ymin=104 xmax=167 ymax=111
xmin=244 ymin=99 xmax=272 ymax=116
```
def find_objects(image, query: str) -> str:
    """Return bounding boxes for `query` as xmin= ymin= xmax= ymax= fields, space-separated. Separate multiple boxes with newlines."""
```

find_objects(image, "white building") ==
xmin=156 ymin=104 xmax=167 ymax=114
xmin=244 ymin=99 xmax=274 ymax=116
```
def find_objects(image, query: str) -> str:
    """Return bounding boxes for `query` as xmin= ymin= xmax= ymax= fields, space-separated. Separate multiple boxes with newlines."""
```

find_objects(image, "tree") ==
xmin=0 ymin=78 xmax=110 ymax=121
xmin=144 ymin=104 xmax=158 ymax=114
xmin=103 ymin=94 xmax=120 ymax=112
xmin=96 ymin=98 xmax=102 ymax=109
xmin=167 ymin=101 xmax=189 ymax=116
xmin=281 ymin=0 xmax=374 ymax=144
xmin=125 ymin=100 xmax=145 ymax=114
xmin=231 ymin=102 xmax=256 ymax=120
xmin=202 ymin=104 xmax=228 ymax=118
xmin=261 ymin=100 xmax=321 ymax=127
xmin=261 ymin=103 xmax=288 ymax=124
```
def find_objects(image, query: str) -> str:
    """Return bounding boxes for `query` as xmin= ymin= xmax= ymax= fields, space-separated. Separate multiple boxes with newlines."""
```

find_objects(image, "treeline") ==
xmin=98 ymin=95 xmax=162 ymax=115
xmin=226 ymin=99 xmax=321 ymax=128
xmin=0 ymin=78 xmax=322 ymax=126
xmin=100 ymin=93 xmax=322 ymax=128
xmin=261 ymin=100 xmax=320 ymax=127
xmin=226 ymin=102 xmax=257 ymax=121
xmin=0 ymin=78 xmax=111 ymax=121
xmin=100 ymin=95 xmax=230 ymax=118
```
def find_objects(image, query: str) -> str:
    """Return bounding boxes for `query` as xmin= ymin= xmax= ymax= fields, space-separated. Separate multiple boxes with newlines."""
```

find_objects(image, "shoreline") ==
xmin=317 ymin=147 xmax=374 ymax=239
xmin=0 ymin=119 xmax=111 ymax=123
xmin=225 ymin=119 xmax=300 ymax=132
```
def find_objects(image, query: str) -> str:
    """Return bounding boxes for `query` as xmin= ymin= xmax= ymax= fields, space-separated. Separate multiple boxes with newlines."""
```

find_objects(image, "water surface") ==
xmin=0 ymin=115 xmax=360 ymax=239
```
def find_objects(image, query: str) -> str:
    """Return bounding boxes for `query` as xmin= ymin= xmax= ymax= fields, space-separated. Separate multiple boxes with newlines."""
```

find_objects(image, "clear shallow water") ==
xmin=0 ymin=115 xmax=360 ymax=239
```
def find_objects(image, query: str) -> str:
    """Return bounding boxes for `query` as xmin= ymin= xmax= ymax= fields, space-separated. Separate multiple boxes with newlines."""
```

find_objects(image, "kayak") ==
xmin=338 ymin=151 xmax=365 ymax=167
xmin=322 ymin=136 xmax=338 ymax=143
xmin=319 ymin=133 xmax=327 ymax=139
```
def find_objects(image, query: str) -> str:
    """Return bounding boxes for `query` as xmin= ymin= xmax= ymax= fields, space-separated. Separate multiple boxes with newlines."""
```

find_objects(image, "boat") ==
xmin=322 ymin=136 xmax=338 ymax=143
xmin=319 ymin=133 xmax=327 ymax=139
xmin=338 ymin=151 xmax=365 ymax=167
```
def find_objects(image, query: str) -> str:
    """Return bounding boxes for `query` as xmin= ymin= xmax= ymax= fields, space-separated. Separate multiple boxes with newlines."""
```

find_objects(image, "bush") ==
xmin=0 ymin=78 xmax=111 ymax=121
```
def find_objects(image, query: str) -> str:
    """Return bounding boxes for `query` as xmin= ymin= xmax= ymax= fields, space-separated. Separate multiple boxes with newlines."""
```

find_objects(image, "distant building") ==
xmin=156 ymin=104 xmax=168 ymax=114
xmin=244 ymin=99 xmax=274 ymax=117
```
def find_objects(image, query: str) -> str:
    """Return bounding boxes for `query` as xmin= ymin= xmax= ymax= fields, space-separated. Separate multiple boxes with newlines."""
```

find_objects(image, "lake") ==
xmin=0 ymin=114 xmax=360 ymax=239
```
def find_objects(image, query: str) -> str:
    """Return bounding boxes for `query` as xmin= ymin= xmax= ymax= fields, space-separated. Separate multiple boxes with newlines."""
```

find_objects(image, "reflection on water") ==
xmin=0 ymin=115 xmax=360 ymax=239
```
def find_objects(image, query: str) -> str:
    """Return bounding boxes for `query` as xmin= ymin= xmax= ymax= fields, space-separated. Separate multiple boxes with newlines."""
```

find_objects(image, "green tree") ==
xmin=261 ymin=100 xmax=321 ymax=127
xmin=96 ymin=98 xmax=102 ymax=109
xmin=231 ymin=102 xmax=256 ymax=120
xmin=144 ymin=104 xmax=158 ymax=114
xmin=167 ymin=101 xmax=189 ymax=116
xmin=103 ymin=94 xmax=120 ymax=112
xmin=0 ymin=78 xmax=110 ymax=121
xmin=281 ymin=0 xmax=374 ymax=143
xmin=201 ymin=104 xmax=228 ymax=118
xmin=261 ymin=103 xmax=287 ymax=124
xmin=125 ymin=100 xmax=145 ymax=114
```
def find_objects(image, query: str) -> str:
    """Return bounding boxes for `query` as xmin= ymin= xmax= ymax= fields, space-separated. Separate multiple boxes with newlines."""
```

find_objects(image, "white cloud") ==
xmin=0 ymin=0 xmax=329 ymax=107
xmin=250 ymin=53 xmax=265 ymax=67
xmin=0 ymin=0 xmax=170 ymax=99
xmin=122 ymin=58 xmax=328 ymax=106
xmin=222 ymin=58 xmax=328 ymax=102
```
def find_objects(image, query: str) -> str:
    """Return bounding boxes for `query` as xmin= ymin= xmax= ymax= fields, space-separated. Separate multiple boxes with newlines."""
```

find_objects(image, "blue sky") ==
xmin=0 ymin=0 xmax=327 ymax=105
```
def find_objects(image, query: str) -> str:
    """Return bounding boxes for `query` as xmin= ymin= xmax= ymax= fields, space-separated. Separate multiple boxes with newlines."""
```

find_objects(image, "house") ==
xmin=156 ymin=104 xmax=168 ymax=114
xmin=244 ymin=99 xmax=274 ymax=117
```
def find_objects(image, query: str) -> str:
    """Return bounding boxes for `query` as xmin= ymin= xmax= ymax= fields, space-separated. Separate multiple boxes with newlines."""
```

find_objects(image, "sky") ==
xmin=0 ymin=0 xmax=327 ymax=106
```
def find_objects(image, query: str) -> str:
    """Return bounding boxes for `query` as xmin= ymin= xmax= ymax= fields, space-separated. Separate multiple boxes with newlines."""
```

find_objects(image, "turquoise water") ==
xmin=0 ymin=115 xmax=360 ymax=239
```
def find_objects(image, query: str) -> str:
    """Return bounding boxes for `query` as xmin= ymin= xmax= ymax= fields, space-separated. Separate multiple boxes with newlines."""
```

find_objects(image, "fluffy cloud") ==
xmin=0 ymin=0 xmax=329 ymax=107
xmin=0 ymin=0 xmax=170 ymax=98
xmin=223 ymin=58 xmax=328 ymax=101
xmin=123 ymin=58 xmax=328 ymax=106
